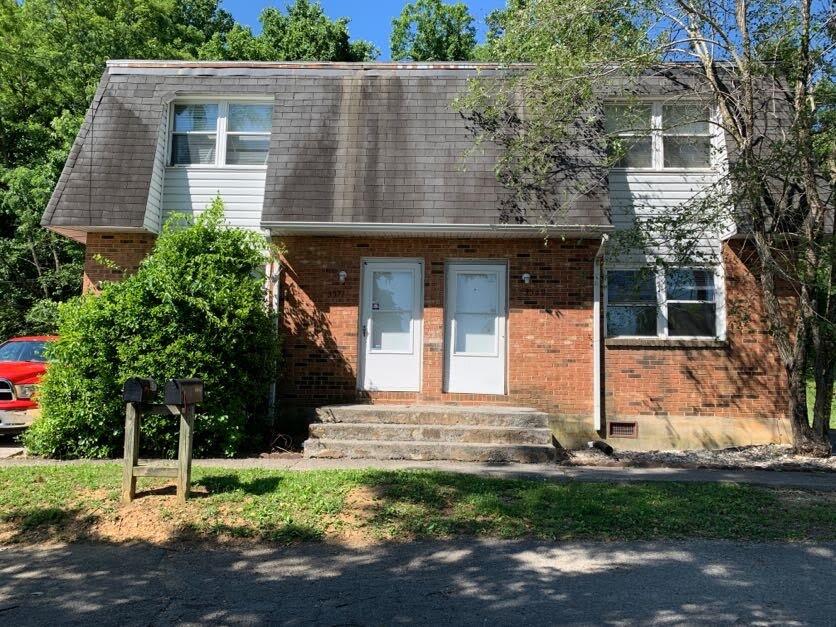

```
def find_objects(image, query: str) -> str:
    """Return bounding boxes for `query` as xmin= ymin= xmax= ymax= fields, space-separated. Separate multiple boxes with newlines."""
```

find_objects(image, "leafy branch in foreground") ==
xmin=457 ymin=0 xmax=833 ymax=455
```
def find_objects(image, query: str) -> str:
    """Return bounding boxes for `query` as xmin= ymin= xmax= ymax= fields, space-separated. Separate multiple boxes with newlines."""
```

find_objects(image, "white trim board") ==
xmin=265 ymin=222 xmax=614 ymax=238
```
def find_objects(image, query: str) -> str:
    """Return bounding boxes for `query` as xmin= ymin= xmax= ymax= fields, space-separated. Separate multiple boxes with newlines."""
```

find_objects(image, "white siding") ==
xmin=606 ymin=106 xmax=732 ymax=264
xmin=143 ymin=104 xmax=169 ymax=232
xmin=161 ymin=167 xmax=267 ymax=230
xmin=608 ymin=169 xmax=727 ymax=263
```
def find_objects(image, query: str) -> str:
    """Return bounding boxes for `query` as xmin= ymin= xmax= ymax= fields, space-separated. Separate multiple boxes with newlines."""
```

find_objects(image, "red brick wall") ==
xmin=603 ymin=242 xmax=789 ymax=423
xmin=278 ymin=236 xmax=789 ymax=429
xmin=277 ymin=236 xmax=597 ymax=416
xmin=82 ymin=232 xmax=155 ymax=293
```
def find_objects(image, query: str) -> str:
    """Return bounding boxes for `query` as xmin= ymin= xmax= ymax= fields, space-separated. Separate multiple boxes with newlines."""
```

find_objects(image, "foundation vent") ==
xmin=608 ymin=421 xmax=638 ymax=438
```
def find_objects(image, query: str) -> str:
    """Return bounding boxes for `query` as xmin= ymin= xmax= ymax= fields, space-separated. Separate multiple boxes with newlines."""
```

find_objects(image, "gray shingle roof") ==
xmin=42 ymin=62 xmax=613 ymax=233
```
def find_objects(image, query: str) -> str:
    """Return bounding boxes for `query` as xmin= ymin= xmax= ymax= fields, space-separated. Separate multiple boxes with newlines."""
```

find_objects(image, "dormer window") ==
xmin=168 ymin=101 xmax=272 ymax=167
xmin=605 ymin=102 xmax=712 ymax=170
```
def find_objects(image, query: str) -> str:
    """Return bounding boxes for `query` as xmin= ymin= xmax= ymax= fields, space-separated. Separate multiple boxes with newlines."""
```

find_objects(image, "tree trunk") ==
xmin=786 ymin=361 xmax=830 ymax=456
xmin=28 ymin=240 xmax=49 ymax=299
xmin=811 ymin=358 xmax=834 ymax=442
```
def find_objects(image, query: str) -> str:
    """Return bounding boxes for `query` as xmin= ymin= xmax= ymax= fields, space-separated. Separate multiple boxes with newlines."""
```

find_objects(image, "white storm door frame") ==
xmin=359 ymin=259 xmax=424 ymax=392
xmin=444 ymin=261 xmax=507 ymax=394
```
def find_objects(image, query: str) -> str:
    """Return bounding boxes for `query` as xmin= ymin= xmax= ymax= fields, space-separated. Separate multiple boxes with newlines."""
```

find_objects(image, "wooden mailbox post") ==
xmin=121 ymin=377 xmax=203 ymax=504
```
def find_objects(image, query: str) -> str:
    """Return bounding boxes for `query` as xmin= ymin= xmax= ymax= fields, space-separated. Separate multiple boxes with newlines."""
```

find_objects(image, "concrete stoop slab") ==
xmin=304 ymin=405 xmax=556 ymax=463
xmin=303 ymin=439 xmax=556 ymax=463
xmin=309 ymin=423 xmax=553 ymax=445
xmin=314 ymin=405 xmax=552 ymax=428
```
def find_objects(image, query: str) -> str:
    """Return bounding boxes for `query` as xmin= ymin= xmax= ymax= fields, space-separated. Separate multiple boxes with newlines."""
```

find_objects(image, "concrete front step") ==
xmin=304 ymin=439 xmax=556 ymax=463
xmin=315 ymin=405 xmax=551 ymax=429
xmin=309 ymin=422 xmax=553 ymax=446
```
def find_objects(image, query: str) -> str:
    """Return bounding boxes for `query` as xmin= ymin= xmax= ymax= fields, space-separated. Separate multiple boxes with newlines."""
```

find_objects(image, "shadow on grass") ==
xmin=1 ymin=506 xmax=103 ymax=544
xmin=194 ymin=473 xmax=284 ymax=496
xmin=353 ymin=470 xmax=836 ymax=542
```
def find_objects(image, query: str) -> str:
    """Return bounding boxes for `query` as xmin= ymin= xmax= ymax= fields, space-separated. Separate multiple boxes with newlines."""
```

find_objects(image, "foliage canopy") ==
xmin=0 ymin=0 xmax=374 ymax=342
xmin=390 ymin=0 xmax=476 ymax=61
xmin=457 ymin=0 xmax=834 ymax=454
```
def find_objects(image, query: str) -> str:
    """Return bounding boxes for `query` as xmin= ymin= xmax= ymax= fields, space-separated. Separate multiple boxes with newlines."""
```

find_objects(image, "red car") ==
xmin=0 ymin=336 xmax=57 ymax=433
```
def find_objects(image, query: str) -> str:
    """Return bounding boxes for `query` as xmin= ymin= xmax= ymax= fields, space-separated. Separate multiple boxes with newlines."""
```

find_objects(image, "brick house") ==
xmin=42 ymin=61 xmax=793 ymax=460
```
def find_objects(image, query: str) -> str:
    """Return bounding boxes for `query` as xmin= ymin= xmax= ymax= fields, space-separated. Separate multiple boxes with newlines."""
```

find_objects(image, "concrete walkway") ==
xmin=0 ymin=439 xmax=24 ymax=459
xmin=193 ymin=457 xmax=836 ymax=491
xmin=2 ymin=454 xmax=836 ymax=490
xmin=0 ymin=539 xmax=834 ymax=625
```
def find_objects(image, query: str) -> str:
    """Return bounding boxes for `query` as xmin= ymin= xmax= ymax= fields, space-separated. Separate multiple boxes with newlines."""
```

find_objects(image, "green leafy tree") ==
xmin=458 ymin=0 xmax=834 ymax=454
xmin=0 ymin=0 xmax=237 ymax=341
xmin=199 ymin=0 xmax=378 ymax=62
xmin=0 ymin=0 xmax=377 ymax=342
xmin=24 ymin=200 xmax=281 ymax=459
xmin=390 ymin=0 xmax=476 ymax=61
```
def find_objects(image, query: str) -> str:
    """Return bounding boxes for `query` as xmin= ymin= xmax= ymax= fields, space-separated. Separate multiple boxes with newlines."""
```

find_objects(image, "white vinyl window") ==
xmin=169 ymin=101 xmax=272 ymax=167
xmin=665 ymin=268 xmax=717 ymax=336
xmin=605 ymin=266 xmax=724 ymax=339
xmin=605 ymin=102 xmax=713 ymax=170
xmin=662 ymin=104 xmax=712 ymax=168
xmin=605 ymin=104 xmax=653 ymax=169
xmin=605 ymin=269 xmax=658 ymax=336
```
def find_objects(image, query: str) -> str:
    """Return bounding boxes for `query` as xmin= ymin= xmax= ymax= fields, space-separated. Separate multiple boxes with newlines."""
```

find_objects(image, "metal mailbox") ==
xmin=164 ymin=378 xmax=204 ymax=406
xmin=122 ymin=377 xmax=158 ymax=404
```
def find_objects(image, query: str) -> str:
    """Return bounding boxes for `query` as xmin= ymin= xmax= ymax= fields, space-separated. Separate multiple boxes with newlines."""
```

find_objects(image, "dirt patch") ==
xmin=333 ymin=486 xmax=382 ymax=546
xmin=561 ymin=444 xmax=836 ymax=472
xmin=94 ymin=499 xmax=179 ymax=543
xmin=57 ymin=486 xmax=213 ymax=544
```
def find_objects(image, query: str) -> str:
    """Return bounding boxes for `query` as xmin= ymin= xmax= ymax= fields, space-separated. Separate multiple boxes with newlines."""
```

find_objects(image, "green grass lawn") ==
xmin=807 ymin=379 xmax=836 ymax=429
xmin=0 ymin=465 xmax=834 ymax=545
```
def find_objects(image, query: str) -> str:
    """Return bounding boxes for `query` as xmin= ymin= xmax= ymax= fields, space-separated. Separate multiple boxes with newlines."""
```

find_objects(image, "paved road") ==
xmin=0 ymin=539 xmax=834 ymax=625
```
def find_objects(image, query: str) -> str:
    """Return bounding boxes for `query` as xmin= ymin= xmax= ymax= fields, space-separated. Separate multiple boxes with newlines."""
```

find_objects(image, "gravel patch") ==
xmin=561 ymin=444 xmax=836 ymax=472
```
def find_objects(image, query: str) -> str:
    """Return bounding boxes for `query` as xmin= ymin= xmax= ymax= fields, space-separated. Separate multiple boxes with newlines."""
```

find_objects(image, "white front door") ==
xmin=360 ymin=260 xmax=423 ymax=392
xmin=445 ymin=262 xmax=507 ymax=394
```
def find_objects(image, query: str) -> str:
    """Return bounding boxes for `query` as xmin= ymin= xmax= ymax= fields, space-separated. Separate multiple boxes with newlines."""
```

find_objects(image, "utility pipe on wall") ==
xmin=593 ymin=234 xmax=609 ymax=433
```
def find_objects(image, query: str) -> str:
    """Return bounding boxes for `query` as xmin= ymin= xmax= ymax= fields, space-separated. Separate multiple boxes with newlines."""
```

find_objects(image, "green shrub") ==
xmin=24 ymin=199 xmax=281 ymax=459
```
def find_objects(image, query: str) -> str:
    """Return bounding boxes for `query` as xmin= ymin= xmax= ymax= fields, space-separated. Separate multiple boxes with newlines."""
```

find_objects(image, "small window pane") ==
xmin=170 ymin=134 xmax=216 ymax=165
xmin=456 ymin=273 xmax=498 ymax=313
xmin=226 ymin=135 xmax=269 ymax=165
xmin=173 ymin=104 xmax=218 ymax=132
xmin=607 ymin=306 xmax=657 ymax=336
xmin=605 ymin=104 xmax=652 ymax=133
xmin=666 ymin=269 xmax=715 ymax=301
xmin=663 ymin=136 xmax=711 ymax=168
xmin=372 ymin=271 xmax=412 ymax=311
xmin=669 ymin=303 xmax=716 ymax=336
xmin=455 ymin=313 xmax=497 ymax=354
xmin=228 ymin=104 xmax=272 ymax=132
xmin=371 ymin=312 xmax=411 ymax=352
xmin=608 ymin=270 xmax=656 ymax=304
xmin=611 ymin=137 xmax=653 ymax=168
xmin=663 ymin=104 xmax=710 ymax=135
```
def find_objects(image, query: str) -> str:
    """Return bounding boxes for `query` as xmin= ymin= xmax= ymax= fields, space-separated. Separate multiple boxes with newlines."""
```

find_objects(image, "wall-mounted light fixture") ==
xmin=338 ymin=270 xmax=347 ymax=284
xmin=521 ymin=273 xmax=531 ymax=284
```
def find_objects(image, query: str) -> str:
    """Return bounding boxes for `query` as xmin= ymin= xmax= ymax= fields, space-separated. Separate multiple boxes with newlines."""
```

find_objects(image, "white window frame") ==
xmin=604 ymin=263 xmax=726 ymax=340
xmin=606 ymin=100 xmax=715 ymax=172
xmin=167 ymin=97 xmax=272 ymax=169
xmin=603 ymin=267 xmax=659 ymax=338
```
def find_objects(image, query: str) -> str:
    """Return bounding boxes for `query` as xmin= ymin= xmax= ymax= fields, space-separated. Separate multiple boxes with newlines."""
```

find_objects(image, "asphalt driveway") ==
xmin=1 ymin=539 xmax=834 ymax=625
